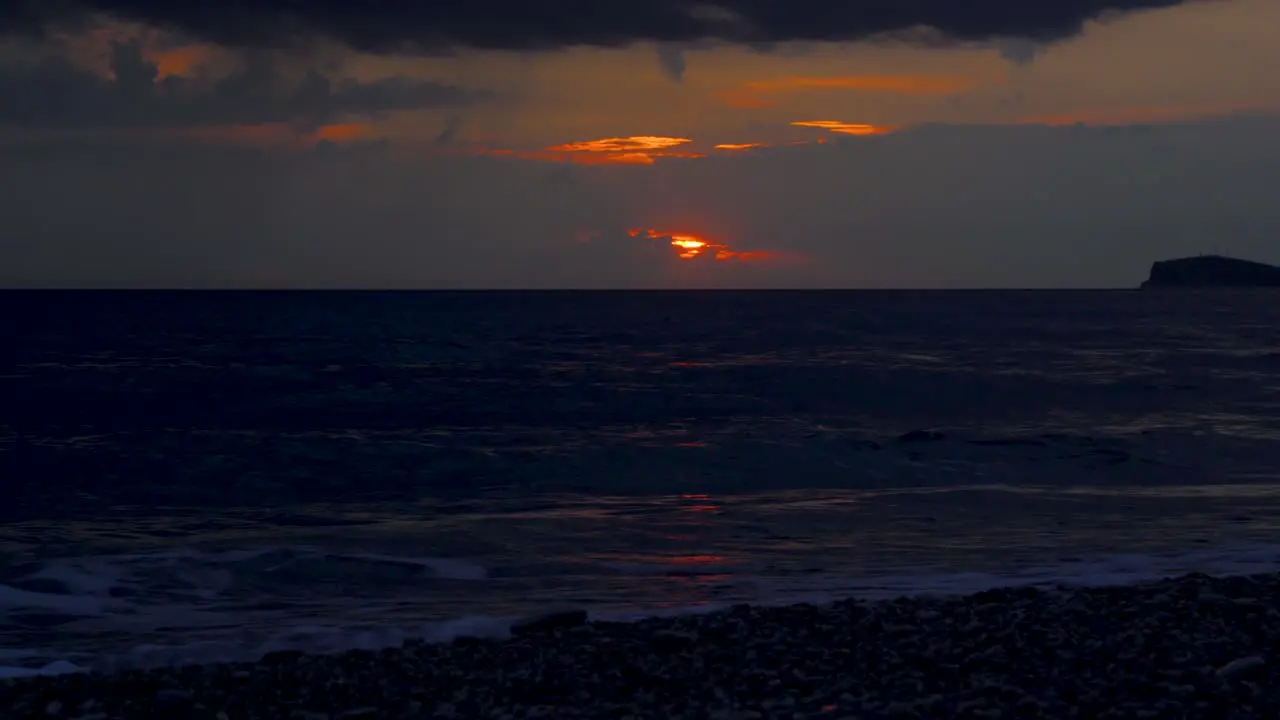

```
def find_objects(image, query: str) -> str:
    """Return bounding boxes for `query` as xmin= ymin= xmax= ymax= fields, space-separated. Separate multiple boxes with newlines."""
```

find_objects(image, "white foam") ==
xmin=0 ymin=584 xmax=124 ymax=616
xmin=3 ymin=545 xmax=487 ymax=612
xmin=6 ymin=542 xmax=1280 ymax=677
xmin=750 ymin=542 xmax=1280 ymax=604
xmin=323 ymin=551 xmax=489 ymax=580
xmin=83 ymin=614 xmax=518 ymax=672
xmin=0 ymin=660 xmax=83 ymax=679
xmin=18 ymin=559 xmax=126 ymax=597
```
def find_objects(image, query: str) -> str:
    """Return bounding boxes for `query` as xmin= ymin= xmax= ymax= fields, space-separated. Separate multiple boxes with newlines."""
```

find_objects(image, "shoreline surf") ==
xmin=5 ymin=568 xmax=1280 ymax=718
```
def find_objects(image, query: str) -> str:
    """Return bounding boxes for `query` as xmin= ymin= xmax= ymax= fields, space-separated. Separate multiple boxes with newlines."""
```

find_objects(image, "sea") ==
xmin=4 ymin=289 xmax=1280 ymax=677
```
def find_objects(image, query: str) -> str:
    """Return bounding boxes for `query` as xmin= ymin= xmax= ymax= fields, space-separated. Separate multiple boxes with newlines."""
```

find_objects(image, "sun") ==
xmin=629 ymin=228 xmax=726 ymax=259
xmin=620 ymin=227 xmax=788 ymax=264
xmin=669 ymin=235 xmax=710 ymax=258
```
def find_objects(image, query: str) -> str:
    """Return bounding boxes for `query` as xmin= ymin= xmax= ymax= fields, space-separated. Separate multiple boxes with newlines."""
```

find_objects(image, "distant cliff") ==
xmin=1141 ymin=255 xmax=1280 ymax=289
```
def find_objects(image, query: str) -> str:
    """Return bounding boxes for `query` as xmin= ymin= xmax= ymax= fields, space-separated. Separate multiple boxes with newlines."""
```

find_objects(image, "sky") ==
xmin=1 ymin=0 xmax=1278 ymax=289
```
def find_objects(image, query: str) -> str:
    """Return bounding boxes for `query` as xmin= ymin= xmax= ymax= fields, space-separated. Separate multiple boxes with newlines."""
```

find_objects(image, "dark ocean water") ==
xmin=4 ymin=289 xmax=1280 ymax=674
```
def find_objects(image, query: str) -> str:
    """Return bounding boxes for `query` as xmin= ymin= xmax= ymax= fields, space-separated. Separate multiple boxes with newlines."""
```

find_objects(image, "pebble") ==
xmin=1217 ymin=656 xmax=1265 ymax=678
xmin=4 ymin=572 xmax=1280 ymax=719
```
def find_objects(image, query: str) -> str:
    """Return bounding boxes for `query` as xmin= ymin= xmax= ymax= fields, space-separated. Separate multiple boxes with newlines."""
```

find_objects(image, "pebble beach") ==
xmin=4 ymin=572 xmax=1280 ymax=720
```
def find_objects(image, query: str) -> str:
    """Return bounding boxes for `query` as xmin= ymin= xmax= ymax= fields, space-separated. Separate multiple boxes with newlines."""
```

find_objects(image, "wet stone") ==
xmin=510 ymin=609 xmax=588 ymax=636
xmin=5 ymin=572 xmax=1280 ymax=718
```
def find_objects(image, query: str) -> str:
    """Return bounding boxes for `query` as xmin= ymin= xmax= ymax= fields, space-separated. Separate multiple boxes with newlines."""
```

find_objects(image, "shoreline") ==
xmin=4 ymin=572 xmax=1280 ymax=718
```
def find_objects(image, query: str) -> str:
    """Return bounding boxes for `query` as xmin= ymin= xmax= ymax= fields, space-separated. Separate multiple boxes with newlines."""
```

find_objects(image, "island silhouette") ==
xmin=1141 ymin=255 xmax=1280 ymax=289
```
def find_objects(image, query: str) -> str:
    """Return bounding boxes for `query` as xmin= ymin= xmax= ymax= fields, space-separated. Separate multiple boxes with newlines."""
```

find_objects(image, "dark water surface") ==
xmin=4 ymin=289 xmax=1280 ymax=671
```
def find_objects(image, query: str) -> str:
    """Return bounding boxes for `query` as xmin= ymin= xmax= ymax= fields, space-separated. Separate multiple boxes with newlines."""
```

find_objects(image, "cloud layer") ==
xmin=4 ymin=115 xmax=1278 ymax=289
xmin=0 ymin=41 xmax=482 ymax=130
xmin=3 ymin=0 xmax=1194 ymax=52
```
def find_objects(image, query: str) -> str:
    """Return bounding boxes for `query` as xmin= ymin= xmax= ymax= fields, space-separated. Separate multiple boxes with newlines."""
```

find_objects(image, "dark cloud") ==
xmin=656 ymin=44 xmax=687 ymax=83
xmin=998 ymin=39 xmax=1043 ymax=65
xmin=432 ymin=115 xmax=463 ymax=147
xmin=0 ymin=40 xmax=484 ymax=129
xmin=2 ymin=1 xmax=1198 ymax=53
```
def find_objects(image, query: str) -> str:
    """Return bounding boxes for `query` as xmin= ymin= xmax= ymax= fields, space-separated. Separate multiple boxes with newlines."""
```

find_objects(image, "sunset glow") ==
xmin=791 ymin=121 xmax=897 ymax=136
xmin=547 ymin=136 xmax=691 ymax=153
xmin=627 ymin=228 xmax=782 ymax=262
xmin=479 ymin=137 xmax=771 ymax=165
xmin=630 ymin=228 xmax=723 ymax=259
xmin=536 ymin=135 xmax=701 ymax=165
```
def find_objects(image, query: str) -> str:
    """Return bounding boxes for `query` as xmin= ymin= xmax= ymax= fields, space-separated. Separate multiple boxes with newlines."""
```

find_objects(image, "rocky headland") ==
xmin=1141 ymin=255 xmax=1280 ymax=288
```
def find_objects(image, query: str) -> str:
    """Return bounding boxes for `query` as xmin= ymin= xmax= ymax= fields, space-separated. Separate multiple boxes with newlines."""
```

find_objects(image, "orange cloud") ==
xmin=147 ymin=46 xmax=211 ymax=80
xmin=313 ymin=123 xmax=377 ymax=143
xmin=581 ymin=152 xmax=660 ymax=165
xmin=541 ymin=135 xmax=702 ymax=165
xmin=473 ymin=137 xmax=802 ymax=165
xmin=547 ymin=136 xmax=691 ymax=153
xmin=718 ymin=75 xmax=973 ymax=108
xmin=476 ymin=136 xmax=705 ymax=166
xmin=628 ymin=228 xmax=785 ymax=262
xmin=791 ymin=121 xmax=897 ymax=136
xmin=69 ymin=31 xmax=214 ymax=81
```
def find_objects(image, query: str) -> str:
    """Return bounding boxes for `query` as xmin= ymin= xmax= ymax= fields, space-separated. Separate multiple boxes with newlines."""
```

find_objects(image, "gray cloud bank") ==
xmin=0 ymin=41 xmax=481 ymax=129
xmin=2 ymin=0 xmax=1200 ymax=52
xmin=2 ymin=114 xmax=1277 ymax=289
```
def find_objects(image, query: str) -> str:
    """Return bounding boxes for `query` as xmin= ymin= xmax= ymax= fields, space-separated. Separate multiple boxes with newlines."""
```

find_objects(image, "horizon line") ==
xmin=0 ymin=286 xmax=1154 ymax=293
